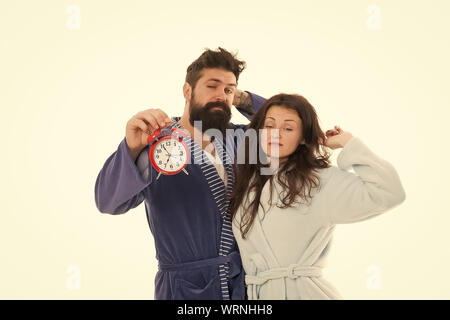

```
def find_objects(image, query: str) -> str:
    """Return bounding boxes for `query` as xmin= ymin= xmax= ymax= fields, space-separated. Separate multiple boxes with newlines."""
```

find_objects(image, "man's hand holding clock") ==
xmin=125 ymin=108 xmax=172 ymax=162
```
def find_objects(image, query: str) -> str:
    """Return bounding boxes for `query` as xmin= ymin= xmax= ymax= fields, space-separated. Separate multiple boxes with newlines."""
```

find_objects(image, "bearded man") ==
xmin=95 ymin=48 xmax=265 ymax=300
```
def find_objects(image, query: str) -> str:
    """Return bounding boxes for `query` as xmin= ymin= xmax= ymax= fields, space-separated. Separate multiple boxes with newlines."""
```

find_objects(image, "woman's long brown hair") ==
xmin=228 ymin=93 xmax=331 ymax=239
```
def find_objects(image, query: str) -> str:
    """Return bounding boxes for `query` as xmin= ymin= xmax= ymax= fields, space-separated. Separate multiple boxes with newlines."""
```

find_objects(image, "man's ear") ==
xmin=183 ymin=82 xmax=192 ymax=102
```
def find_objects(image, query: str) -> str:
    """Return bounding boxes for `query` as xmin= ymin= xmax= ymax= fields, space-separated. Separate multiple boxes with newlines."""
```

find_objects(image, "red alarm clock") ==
xmin=147 ymin=127 xmax=190 ymax=180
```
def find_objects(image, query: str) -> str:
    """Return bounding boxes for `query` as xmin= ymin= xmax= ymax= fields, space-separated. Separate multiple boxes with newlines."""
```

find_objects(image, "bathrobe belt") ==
xmin=158 ymin=251 xmax=242 ymax=278
xmin=245 ymin=264 xmax=323 ymax=286
xmin=245 ymin=262 xmax=323 ymax=299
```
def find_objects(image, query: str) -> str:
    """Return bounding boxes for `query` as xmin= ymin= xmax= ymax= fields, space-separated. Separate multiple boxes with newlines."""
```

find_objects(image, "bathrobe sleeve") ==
xmin=326 ymin=136 xmax=406 ymax=224
xmin=94 ymin=137 xmax=152 ymax=214
xmin=246 ymin=91 xmax=266 ymax=114
xmin=233 ymin=91 xmax=266 ymax=121
xmin=230 ymin=91 xmax=266 ymax=132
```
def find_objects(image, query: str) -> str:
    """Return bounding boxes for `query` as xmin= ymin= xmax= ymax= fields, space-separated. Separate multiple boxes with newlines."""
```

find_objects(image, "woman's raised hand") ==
xmin=322 ymin=125 xmax=353 ymax=149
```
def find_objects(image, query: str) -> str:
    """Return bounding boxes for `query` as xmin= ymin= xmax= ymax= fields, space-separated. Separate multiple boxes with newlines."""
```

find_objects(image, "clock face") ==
xmin=152 ymin=137 xmax=188 ymax=173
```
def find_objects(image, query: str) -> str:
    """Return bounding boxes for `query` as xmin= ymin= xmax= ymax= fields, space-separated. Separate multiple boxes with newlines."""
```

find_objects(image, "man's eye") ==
xmin=225 ymin=89 xmax=233 ymax=94
xmin=264 ymin=125 xmax=273 ymax=128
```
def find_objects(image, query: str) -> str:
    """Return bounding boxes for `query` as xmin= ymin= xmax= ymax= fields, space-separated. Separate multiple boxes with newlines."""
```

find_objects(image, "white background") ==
xmin=0 ymin=0 xmax=449 ymax=299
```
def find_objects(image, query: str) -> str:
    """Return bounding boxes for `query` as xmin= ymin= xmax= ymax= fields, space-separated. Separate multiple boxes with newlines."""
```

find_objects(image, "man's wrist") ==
xmin=234 ymin=90 xmax=254 ymax=118
xmin=129 ymin=146 xmax=145 ymax=163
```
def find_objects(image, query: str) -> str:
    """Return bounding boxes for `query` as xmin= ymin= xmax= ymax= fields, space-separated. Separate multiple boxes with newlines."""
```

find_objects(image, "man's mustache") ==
xmin=204 ymin=101 xmax=231 ymax=115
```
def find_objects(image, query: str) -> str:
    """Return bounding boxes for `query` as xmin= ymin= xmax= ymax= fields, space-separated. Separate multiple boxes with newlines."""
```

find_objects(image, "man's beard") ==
xmin=189 ymin=94 xmax=232 ymax=136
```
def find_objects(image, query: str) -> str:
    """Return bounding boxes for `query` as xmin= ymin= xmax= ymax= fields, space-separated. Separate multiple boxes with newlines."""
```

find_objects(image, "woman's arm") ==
xmin=322 ymin=130 xmax=406 ymax=224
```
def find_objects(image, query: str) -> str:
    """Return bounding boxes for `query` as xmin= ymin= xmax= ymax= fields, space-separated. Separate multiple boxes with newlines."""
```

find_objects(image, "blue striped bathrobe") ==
xmin=94 ymin=93 xmax=265 ymax=299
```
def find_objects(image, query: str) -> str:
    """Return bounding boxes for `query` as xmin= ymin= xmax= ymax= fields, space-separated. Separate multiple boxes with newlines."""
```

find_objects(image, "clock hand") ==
xmin=163 ymin=155 xmax=171 ymax=168
xmin=162 ymin=144 xmax=171 ymax=156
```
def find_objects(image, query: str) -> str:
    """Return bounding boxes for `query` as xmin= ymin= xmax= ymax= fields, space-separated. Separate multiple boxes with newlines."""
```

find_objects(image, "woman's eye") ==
xmin=207 ymin=86 xmax=216 ymax=89
xmin=285 ymin=128 xmax=293 ymax=131
xmin=264 ymin=125 xmax=273 ymax=128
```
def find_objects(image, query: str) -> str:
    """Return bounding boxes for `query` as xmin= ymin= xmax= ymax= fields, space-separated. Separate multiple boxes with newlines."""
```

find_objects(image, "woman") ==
xmin=228 ymin=93 xmax=406 ymax=299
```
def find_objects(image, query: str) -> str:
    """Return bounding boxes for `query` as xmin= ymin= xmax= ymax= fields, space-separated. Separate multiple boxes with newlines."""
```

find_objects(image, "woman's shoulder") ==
xmin=316 ymin=163 xmax=360 ymax=194
xmin=315 ymin=165 xmax=343 ymax=190
xmin=317 ymin=165 xmax=339 ymax=179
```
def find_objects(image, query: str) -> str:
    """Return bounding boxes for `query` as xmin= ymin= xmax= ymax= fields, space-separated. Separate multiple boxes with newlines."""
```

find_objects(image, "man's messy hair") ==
xmin=185 ymin=47 xmax=246 ymax=89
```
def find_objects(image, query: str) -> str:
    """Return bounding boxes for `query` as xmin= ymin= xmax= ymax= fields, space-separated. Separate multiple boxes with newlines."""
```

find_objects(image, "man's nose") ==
xmin=214 ymin=89 xmax=227 ymax=102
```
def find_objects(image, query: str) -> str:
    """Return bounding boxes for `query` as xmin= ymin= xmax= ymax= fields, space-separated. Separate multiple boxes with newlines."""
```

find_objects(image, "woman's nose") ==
xmin=270 ymin=129 xmax=281 ymax=138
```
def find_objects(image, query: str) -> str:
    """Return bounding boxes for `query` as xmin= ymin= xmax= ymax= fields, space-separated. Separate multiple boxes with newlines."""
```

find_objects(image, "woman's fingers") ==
xmin=326 ymin=126 xmax=343 ymax=137
xmin=326 ymin=130 xmax=338 ymax=137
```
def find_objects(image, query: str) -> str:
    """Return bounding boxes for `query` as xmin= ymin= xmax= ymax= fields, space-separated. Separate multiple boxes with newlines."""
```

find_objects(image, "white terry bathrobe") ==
xmin=232 ymin=137 xmax=406 ymax=300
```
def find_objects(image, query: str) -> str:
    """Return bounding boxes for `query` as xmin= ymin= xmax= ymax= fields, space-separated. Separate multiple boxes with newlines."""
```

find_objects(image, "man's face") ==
xmin=188 ymin=68 xmax=237 ymax=135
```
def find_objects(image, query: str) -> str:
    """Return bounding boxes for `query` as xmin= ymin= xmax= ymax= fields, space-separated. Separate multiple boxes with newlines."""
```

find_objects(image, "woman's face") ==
xmin=261 ymin=105 xmax=304 ymax=163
